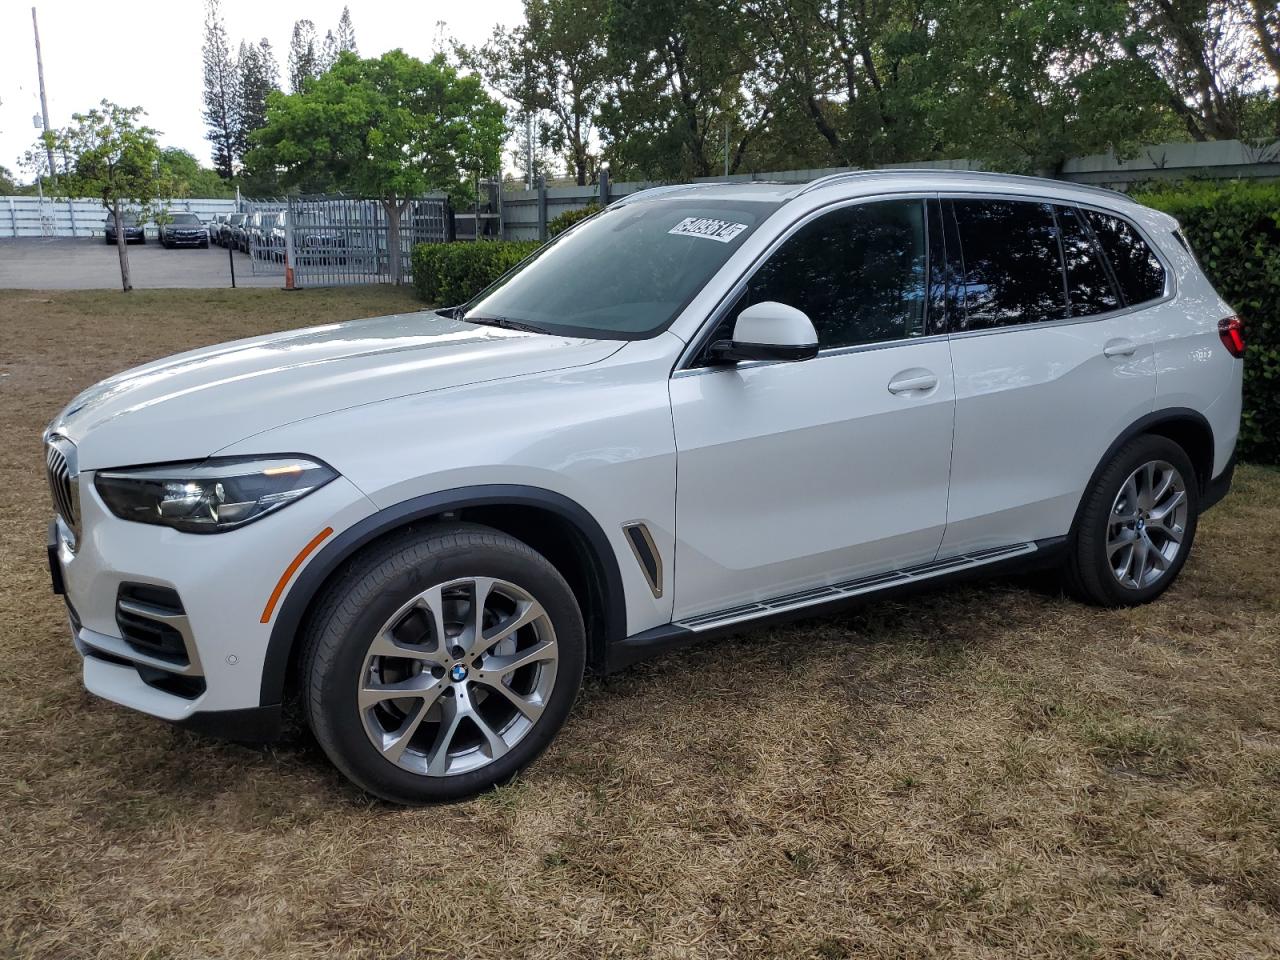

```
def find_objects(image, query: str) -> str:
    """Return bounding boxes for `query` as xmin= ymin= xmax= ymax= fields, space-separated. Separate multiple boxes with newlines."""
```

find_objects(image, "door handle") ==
xmin=887 ymin=372 xmax=938 ymax=395
xmin=1103 ymin=338 xmax=1137 ymax=359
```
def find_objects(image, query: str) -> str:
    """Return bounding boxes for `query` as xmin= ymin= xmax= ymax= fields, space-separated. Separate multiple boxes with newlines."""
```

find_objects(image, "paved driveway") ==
xmin=0 ymin=238 xmax=281 ymax=289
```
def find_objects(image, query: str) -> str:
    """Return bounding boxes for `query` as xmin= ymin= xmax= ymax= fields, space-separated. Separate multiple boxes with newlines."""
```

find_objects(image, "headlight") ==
xmin=95 ymin=456 xmax=337 ymax=533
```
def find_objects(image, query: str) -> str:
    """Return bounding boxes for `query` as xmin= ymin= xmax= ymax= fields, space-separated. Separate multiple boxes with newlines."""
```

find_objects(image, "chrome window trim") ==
xmin=673 ymin=190 xmax=937 ymax=373
xmin=672 ymin=188 xmax=1177 ymax=375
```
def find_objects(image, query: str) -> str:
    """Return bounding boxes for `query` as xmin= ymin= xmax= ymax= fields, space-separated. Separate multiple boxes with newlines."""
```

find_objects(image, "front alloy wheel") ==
xmin=358 ymin=577 xmax=559 ymax=777
xmin=302 ymin=524 xmax=584 ymax=804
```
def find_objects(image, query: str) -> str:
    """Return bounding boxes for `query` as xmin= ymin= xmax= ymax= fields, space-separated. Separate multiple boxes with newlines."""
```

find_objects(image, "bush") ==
xmin=547 ymin=203 xmax=600 ymax=237
xmin=1136 ymin=181 xmax=1280 ymax=464
xmin=412 ymin=240 xmax=542 ymax=306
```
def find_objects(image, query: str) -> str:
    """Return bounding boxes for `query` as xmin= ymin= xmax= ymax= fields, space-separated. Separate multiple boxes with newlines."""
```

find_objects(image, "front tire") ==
xmin=1067 ymin=434 xmax=1199 ymax=607
xmin=301 ymin=523 xmax=585 ymax=804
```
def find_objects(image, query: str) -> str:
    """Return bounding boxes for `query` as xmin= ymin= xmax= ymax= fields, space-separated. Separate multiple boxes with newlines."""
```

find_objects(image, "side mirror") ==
xmin=708 ymin=301 xmax=819 ymax=364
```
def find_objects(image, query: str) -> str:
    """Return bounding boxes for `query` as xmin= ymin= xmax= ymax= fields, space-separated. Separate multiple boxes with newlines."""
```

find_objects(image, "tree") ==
xmin=248 ymin=50 xmax=505 ymax=285
xmin=288 ymin=19 xmax=319 ymax=92
xmin=158 ymin=148 xmax=235 ymax=198
xmin=1125 ymin=0 xmax=1276 ymax=141
xmin=320 ymin=30 xmax=340 ymax=71
xmin=600 ymin=0 xmax=774 ymax=180
xmin=465 ymin=0 xmax=612 ymax=185
xmin=0 ymin=165 xmax=21 ymax=194
xmin=336 ymin=6 xmax=358 ymax=55
xmin=201 ymin=0 xmax=239 ymax=177
xmin=237 ymin=38 xmax=280 ymax=157
xmin=52 ymin=102 xmax=166 ymax=292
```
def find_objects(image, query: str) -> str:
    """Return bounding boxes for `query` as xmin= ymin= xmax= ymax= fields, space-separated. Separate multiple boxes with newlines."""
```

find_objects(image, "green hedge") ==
xmin=411 ymin=240 xmax=543 ymax=306
xmin=1137 ymin=181 xmax=1280 ymax=463
xmin=548 ymin=203 xmax=600 ymax=237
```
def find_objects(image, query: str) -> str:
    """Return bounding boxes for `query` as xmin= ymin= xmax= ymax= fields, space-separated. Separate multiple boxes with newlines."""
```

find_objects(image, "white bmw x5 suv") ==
xmin=43 ymin=170 xmax=1242 ymax=803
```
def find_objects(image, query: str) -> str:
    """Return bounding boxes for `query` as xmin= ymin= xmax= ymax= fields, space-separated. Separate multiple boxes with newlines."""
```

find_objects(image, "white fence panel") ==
xmin=1 ymin=196 xmax=239 ymax=239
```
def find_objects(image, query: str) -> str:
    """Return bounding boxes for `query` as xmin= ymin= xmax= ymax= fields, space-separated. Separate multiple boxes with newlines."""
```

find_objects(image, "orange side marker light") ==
xmin=261 ymin=527 xmax=333 ymax=623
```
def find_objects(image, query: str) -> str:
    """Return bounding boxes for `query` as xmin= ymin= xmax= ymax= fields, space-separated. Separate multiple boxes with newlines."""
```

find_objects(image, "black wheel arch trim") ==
xmin=1070 ymin=407 xmax=1220 ymax=538
xmin=258 ymin=484 xmax=628 ymax=707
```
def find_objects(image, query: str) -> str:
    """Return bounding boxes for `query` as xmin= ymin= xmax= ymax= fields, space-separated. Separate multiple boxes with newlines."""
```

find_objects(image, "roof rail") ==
xmin=612 ymin=183 xmax=711 ymax=206
xmin=794 ymin=168 xmax=1132 ymax=203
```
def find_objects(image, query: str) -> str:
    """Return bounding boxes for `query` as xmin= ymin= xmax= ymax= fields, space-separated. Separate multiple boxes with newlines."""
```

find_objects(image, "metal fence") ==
xmin=498 ymin=136 xmax=1280 ymax=241
xmin=253 ymin=195 xmax=452 ymax=287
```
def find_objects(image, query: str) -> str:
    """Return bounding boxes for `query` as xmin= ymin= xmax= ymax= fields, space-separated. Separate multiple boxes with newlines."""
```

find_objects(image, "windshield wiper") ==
xmin=462 ymin=314 xmax=551 ymax=335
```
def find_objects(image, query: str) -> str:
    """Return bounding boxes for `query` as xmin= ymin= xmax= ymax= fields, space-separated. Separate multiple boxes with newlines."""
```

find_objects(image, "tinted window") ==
xmin=952 ymin=199 xmax=1067 ymax=329
xmin=1056 ymin=205 xmax=1120 ymax=317
xmin=170 ymin=213 xmax=200 ymax=224
xmin=467 ymin=199 xmax=775 ymax=339
xmin=1083 ymin=210 xmax=1165 ymax=305
xmin=741 ymin=199 xmax=927 ymax=349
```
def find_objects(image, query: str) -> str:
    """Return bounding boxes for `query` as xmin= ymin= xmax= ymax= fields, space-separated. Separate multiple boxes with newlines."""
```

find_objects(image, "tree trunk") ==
xmin=383 ymin=198 xmax=409 ymax=286
xmin=113 ymin=200 xmax=133 ymax=293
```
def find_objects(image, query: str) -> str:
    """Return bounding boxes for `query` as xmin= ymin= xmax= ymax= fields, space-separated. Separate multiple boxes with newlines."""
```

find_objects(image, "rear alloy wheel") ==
xmin=301 ymin=524 xmax=584 ymax=804
xmin=1068 ymin=434 xmax=1199 ymax=606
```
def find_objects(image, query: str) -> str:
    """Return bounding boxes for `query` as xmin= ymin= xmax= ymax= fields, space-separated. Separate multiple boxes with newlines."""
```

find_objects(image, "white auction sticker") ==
xmin=668 ymin=217 xmax=748 ymax=243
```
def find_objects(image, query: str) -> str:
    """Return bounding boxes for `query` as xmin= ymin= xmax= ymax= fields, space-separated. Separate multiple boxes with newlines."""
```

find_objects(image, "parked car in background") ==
xmin=208 ymin=215 xmax=228 ymax=246
xmin=269 ymin=210 xmax=348 ymax=264
xmin=103 ymin=214 xmax=144 ymax=245
xmin=245 ymin=211 xmax=275 ymax=256
xmin=43 ymin=170 xmax=1241 ymax=805
xmin=223 ymin=213 xmax=248 ymax=250
xmin=157 ymin=213 xmax=210 ymax=249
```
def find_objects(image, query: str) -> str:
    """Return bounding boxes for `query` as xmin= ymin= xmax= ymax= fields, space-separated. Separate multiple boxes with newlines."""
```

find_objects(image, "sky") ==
xmin=0 ymin=0 xmax=525 ymax=175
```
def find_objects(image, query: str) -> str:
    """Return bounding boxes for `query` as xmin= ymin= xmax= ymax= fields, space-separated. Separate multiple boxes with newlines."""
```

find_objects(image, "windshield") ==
xmin=170 ymin=213 xmax=200 ymax=224
xmin=229 ymin=214 xmax=246 ymax=225
xmin=107 ymin=214 xmax=138 ymax=225
xmin=463 ymin=198 xmax=779 ymax=339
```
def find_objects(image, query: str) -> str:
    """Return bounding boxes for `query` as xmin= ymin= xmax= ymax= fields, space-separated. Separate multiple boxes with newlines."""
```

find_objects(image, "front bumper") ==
xmin=52 ymin=471 xmax=375 ymax=739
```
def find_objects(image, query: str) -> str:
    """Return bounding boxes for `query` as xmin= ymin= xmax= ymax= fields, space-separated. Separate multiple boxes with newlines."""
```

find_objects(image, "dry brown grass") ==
xmin=1 ymin=289 xmax=1278 ymax=959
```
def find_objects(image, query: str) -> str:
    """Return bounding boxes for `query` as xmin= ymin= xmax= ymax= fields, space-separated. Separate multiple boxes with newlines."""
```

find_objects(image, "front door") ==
xmin=669 ymin=197 xmax=957 ymax=621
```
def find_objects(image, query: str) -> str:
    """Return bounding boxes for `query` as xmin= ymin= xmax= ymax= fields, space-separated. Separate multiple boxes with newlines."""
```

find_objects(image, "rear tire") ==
xmin=1067 ymin=434 xmax=1199 ymax=607
xmin=301 ymin=523 xmax=585 ymax=804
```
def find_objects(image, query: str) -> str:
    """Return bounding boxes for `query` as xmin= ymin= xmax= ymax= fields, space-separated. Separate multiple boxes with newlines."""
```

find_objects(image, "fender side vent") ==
xmin=622 ymin=522 xmax=663 ymax=599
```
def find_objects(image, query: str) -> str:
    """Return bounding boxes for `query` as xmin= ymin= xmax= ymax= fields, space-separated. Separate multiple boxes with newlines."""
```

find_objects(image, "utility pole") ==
xmin=32 ymin=6 xmax=57 ymax=185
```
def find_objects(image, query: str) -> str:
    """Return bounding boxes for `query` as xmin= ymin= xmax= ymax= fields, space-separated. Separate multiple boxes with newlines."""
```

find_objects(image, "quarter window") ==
xmin=741 ymin=199 xmax=928 ymax=349
xmin=1056 ymin=205 xmax=1120 ymax=317
xmin=1082 ymin=210 xmax=1166 ymax=305
xmin=951 ymin=199 xmax=1067 ymax=329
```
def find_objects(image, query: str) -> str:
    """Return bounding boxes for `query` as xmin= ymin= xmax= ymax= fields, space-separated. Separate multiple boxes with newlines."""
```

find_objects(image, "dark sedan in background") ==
xmin=158 ymin=213 xmax=210 ymax=249
xmin=103 ymin=214 xmax=145 ymax=244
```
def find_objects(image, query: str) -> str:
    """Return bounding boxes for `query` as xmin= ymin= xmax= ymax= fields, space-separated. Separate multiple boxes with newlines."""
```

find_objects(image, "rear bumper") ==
xmin=1201 ymin=453 xmax=1235 ymax=513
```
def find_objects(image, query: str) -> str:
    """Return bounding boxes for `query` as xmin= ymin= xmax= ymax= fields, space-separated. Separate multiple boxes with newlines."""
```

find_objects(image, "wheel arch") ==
xmin=259 ymin=484 xmax=628 ymax=707
xmin=1070 ymin=407 xmax=1215 ymax=539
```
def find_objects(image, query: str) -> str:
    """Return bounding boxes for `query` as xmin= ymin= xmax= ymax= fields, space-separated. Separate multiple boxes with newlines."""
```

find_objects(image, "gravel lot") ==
xmin=1 ymin=289 xmax=1279 ymax=959
xmin=0 ymin=237 xmax=280 ymax=289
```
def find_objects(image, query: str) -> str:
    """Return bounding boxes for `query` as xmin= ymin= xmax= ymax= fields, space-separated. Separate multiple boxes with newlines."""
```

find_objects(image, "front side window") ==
xmin=1082 ymin=210 xmax=1166 ymax=306
xmin=1056 ymin=205 xmax=1120 ymax=317
xmin=738 ymin=198 xmax=928 ymax=349
xmin=951 ymin=199 xmax=1067 ymax=329
xmin=464 ymin=199 xmax=778 ymax=339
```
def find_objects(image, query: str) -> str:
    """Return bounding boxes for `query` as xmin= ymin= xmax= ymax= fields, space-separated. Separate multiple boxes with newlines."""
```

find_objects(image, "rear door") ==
xmin=939 ymin=196 xmax=1160 ymax=555
xmin=669 ymin=196 xmax=956 ymax=619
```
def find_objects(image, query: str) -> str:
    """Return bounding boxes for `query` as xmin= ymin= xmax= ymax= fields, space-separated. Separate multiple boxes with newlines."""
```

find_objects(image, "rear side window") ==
xmin=951 ymin=199 xmax=1067 ymax=329
xmin=1082 ymin=210 xmax=1166 ymax=305
xmin=743 ymin=198 xmax=928 ymax=348
xmin=1056 ymin=205 xmax=1120 ymax=317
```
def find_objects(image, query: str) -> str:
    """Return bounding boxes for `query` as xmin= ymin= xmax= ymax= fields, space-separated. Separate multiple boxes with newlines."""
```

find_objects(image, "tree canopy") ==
xmin=248 ymin=49 xmax=505 ymax=283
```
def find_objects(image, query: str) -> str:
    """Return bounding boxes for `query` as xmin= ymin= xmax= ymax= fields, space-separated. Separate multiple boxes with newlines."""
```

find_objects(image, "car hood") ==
xmin=49 ymin=310 xmax=623 ymax=469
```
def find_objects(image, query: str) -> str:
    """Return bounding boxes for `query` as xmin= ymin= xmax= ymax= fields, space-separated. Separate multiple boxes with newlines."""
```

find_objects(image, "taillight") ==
xmin=1218 ymin=316 xmax=1245 ymax=359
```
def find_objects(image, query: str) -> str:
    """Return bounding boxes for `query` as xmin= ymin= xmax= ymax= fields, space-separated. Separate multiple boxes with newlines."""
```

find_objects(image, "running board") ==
xmin=674 ymin=542 xmax=1039 ymax=633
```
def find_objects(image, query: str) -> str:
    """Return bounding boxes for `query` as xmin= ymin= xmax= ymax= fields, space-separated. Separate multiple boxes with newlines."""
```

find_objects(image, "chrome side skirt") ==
xmin=674 ymin=542 xmax=1038 ymax=633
